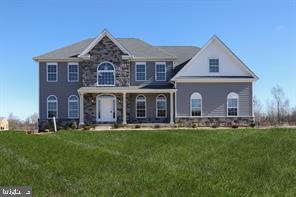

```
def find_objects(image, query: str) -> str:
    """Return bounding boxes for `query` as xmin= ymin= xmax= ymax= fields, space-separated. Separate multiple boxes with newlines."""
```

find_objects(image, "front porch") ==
xmin=78 ymin=86 xmax=176 ymax=125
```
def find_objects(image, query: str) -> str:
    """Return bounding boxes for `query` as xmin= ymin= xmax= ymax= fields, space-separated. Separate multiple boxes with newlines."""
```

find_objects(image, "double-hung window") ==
xmin=156 ymin=95 xmax=167 ymax=118
xmin=191 ymin=92 xmax=202 ymax=116
xmin=135 ymin=62 xmax=146 ymax=81
xmin=155 ymin=62 xmax=166 ymax=81
xmin=136 ymin=95 xmax=146 ymax=118
xmin=68 ymin=95 xmax=79 ymax=119
xmin=227 ymin=92 xmax=238 ymax=116
xmin=47 ymin=95 xmax=58 ymax=118
xmin=68 ymin=63 xmax=79 ymax=82
xmin=209 ymin=58 xmax=219 ymax=73
xmin=47 ymin=63 xmax=58 ymax=82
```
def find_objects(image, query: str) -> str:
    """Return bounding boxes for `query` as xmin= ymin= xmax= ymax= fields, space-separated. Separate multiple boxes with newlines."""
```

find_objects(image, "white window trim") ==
xmin=47 ymin=95 xmax=58 ymax=119
xmin=209 ymin=58 xmax=220 ymax=73
xmin=135 ymin=94 xmax=147 ymax=118
xmin=227 ymin=92 xmax=239 ymax=117
xmin=135 ymin=62 xmax=146 ymax=81
xmin=190 ymin=92 xmax=202 ymax=117
xmin=46 ymin=62 xmax=58 ymax=82
xmin=97 ymin=61 xmax=116 ymax=86
xmin=155 ymin=62 xmax=166 ymax=81
xmin=68 ymin=95 xmax=79 ymax=119
xmin=156 ymin=94 xmax=167 ymax=118
xmin=68 ymin=62 xmax=79 ymax=82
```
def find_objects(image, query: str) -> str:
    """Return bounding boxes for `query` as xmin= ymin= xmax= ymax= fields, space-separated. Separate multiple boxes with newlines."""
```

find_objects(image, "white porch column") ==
xmin=79 ymin=92 xmax=85 ymax=125
xmin=123 ymin=92 xmax=127 ymax=125
xmin=170 ymin=92 xmax=174 ymax=124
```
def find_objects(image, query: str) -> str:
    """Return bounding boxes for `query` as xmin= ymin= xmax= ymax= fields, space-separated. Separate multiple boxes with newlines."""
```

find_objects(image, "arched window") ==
xmin=47 ymin=95 xmax=58 ymax=118
xmin=190 ymin=92 xmax=202 ymax=116
xmin=156 ymin=95 xmax=167 ymax=118
xmin=136 ymin=95 xmax=146 ymax=118
xmin=227 ymin=92 xmax=239 ymax=116
xmin=68 ymin=95 xmax=79 ymax=119
xmin=97 ymin=61 xmax=115 ymax=86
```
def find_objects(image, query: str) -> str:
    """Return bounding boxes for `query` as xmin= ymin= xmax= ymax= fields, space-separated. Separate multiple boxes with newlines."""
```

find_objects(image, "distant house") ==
xmin=0 ymin=118 xmax=9 ymax=130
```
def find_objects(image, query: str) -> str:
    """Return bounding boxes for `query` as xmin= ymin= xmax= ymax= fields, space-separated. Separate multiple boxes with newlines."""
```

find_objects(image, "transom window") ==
xmin=136 ymin=95 xmax=146 ymax=118
xmin=156 ymin=95 xmax=167 ymax=118
xmin=68 ymin=95 xmax=79 ymax=119
xmin=97 ymin=62 xmax=115 ymax=86
xmin=227 ymin=92 xmax=238 ymax=116
xmin=47 ymin=95 xmax=58 ymax=118
xmin=47 ymin=63 xmax=58 ymax=82
xmin=209 ymin=58 xmax=219 ymax=73
xmin=68 ymin=63 xmax=79 ymax=82
xmin=155 ymin=62 xmax=166 ymax=81
xmin=191 ymin=92 xmax=202 ymax=116
xmin=136 ymin=62 xmax=146 ymax=81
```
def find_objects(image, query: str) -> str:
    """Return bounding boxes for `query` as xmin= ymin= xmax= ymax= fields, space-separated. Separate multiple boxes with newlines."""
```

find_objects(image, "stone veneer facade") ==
xmin=80 ymin=36 xmax=130 ymax=87
xmin=84 ymin=93 xmax=131 ymax=124
xmin=175 ymin=117 xmax=254 ymax=127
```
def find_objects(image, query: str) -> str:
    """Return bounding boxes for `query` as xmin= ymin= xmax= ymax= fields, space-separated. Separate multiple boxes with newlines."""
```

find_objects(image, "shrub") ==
xmin=232 ymin=124 xmax=239 ymax=129
xmin=191 ymin=123 xmax=197 ymax=128
xmin=135 ymin=125 xmax=141 ymax=129
xmin=71 ymin=121 xmax=78 ymax=130
xmin=113 ymin=123 xmax=123 ymax=129
xmin=249 ymin=121 xmax=256 ymax=128
xmin=211 ymin=124 xmax=218 ymax=128
xmin=154 ymin=124 xmax=160 ymax=129
xmin=83 ymin=125 xmax=92 ymax=130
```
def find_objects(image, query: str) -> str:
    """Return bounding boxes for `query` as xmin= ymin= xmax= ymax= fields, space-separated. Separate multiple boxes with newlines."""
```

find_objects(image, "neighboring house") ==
xmin=0 ymin=117 xmax=9 ymax=130
xmin=34 ymin=30 xmax=258 ymax=130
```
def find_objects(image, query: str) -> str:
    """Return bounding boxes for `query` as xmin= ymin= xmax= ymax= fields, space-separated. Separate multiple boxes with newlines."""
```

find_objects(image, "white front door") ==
xmin=97 ymin=95 xmax=116 ymax=122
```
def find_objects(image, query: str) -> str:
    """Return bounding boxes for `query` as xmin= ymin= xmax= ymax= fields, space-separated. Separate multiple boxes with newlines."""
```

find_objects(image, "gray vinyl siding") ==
xmin=39 ymin=62 xmax=82 ymax=119
xmin=176 ymin=82 xmax=252 ymax=117
xmin=130 ymin=61 xmax=174 ymax=86
xmin=129 ymin=93 xmax=171 ymax=123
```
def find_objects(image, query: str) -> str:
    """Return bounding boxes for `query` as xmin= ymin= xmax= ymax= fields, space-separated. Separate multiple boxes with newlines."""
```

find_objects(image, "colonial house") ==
xmin=34 ymin=30 xmax=258 ymax=130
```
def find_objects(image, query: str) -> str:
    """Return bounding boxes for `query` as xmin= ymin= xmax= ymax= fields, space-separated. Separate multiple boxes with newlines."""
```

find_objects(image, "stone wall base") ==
xmin=38 ymin=119 xmax=79 ymax=131
xmin=175 ymin=117 xmax=254 ymax=127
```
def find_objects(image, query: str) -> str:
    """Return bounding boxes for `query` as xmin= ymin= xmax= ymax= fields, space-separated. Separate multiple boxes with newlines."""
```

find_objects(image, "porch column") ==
xmin=123 ymin=92 xmax=127 ymax=125
xmin=170 ymin=92 xmax=174 ymax=124
xmin=79 ymin=92 xmax=85 ymax=125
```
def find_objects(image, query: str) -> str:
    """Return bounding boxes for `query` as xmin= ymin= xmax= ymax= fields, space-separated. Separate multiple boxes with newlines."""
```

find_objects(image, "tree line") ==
xmin=254 ymin=85 xmax=295 ymax=126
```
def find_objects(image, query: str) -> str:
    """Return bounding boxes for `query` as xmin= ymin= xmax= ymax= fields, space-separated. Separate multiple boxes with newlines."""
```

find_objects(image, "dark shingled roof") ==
xmin=33 ymin=38 xmax=199 ymax=65
xmin=157 ymin=46 xmax=200 ymax=66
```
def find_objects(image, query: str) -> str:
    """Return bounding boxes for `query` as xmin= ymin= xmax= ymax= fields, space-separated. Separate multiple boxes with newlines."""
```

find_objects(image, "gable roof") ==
xmin=172 ymin=35 xmax=259 ymax=81
xmin=33 ymin=37 xmax=178 ymax=61
xmin=157 ymin=46 xmax=200 ymax=66
xmin=78 ymin=30 xmax=132 ymax=58
xmin=117 ymin=38 xmax=177 ymax=59
xmin=33 ymin=38 xmax=93 ymax=60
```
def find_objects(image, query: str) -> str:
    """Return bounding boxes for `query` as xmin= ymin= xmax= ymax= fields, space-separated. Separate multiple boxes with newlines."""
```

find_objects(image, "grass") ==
xmin=0 ymin=129 xmax=296 ymax=196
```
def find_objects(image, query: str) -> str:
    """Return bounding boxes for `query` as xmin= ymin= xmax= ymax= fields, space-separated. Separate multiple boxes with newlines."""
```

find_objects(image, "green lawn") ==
xmin=1 ymin=129 xmax=296 ymax=196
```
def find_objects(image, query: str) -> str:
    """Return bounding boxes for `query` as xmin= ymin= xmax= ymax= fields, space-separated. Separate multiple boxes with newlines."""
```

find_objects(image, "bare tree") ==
xmin=253 ymin=96 xmax=263 ymax=123
xmin=8 ymin=113 xmax=23 ymax=130
xmin=290 ymin=107 xmax=296 ymax=124
xmin=24 ymin=113 xmax=39 ymax=130
xmin=271 ymin=85 xmax=290 ymax=125
xmin=265 ymin=100 xmax=277 ymax=125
